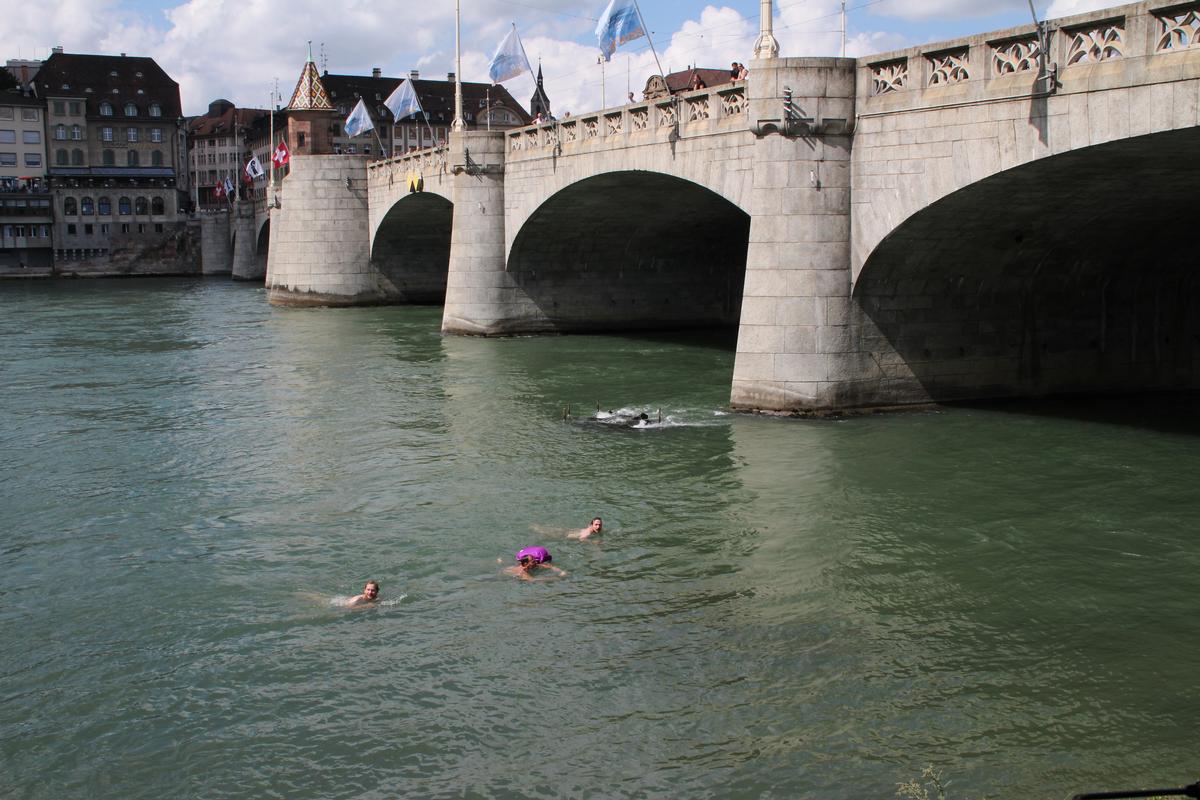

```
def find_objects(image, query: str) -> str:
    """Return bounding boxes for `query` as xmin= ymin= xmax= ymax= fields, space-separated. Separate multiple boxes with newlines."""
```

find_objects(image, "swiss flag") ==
xmin=272 ymin=140 xmax=290 ymax=168
xmin=213 ymin=181 xmax=225 ymax=198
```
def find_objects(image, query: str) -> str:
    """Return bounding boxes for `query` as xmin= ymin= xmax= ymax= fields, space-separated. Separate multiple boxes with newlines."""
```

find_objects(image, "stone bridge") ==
xmin=263 ymin=0 xmax=1200 ymax=413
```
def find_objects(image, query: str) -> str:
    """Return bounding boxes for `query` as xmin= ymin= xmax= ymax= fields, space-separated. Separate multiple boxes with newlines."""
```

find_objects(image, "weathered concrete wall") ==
xmin=51 ymin=222 xmax=200 ymax=277
xmin=199 ymin=211 xmax=232 ymax=275
xmin=231 ymin=201 xmax=261 ymax=281
xmin=267 ymin=155 xmax=380 ymax=306
xmin=729 ymin=57 xmax=863 ymax=412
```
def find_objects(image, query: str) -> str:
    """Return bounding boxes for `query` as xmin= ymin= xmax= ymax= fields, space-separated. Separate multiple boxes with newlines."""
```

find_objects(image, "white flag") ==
xmin=596 ymin=0 xmax=645 ymax=62
xmin=344 ymin=97 xmax=374 ymax=138
xmin=489 ymin=23 xmax=532 ymax=84
xmin=245 ymin=155 xmax=265 ymax=180
xmin=384 ymin=78 xmax=422 ymax=121
xmin=223 ymin=176 xmax=235 ymax=196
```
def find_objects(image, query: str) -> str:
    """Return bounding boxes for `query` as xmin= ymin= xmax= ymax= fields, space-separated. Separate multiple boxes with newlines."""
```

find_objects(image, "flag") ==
xmin=213 ymin=180 xmax=225 ymax=198
xmin=245 ymin=155 xmax=265 ymax=180
xmin=384 ymin=78 xmax=422 ymax=121
xmin=272 ymin=140 xmax=290 ymax=168
xmin=488 ymin=23 xmax=532 ymax=84
xmin=344 ymin=97 xmax=374 ymax=138
xmin=223 ymin=177 xmax=235 ymax=197
xmin=596 ymin=0 xmax=645 ymax=62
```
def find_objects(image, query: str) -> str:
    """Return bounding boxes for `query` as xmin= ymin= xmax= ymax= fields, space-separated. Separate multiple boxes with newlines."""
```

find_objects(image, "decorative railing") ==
xmin=871 ymin=59 xmax=908 ymax=95
xmin=718 ymin=87 xmax=746 ymax=116
xmin=1065 ymin=19 xmax=1125 ymax=64
xmin=657 ymin=101 xmax=676 ymax=129
xmin=928 ymin=49 xmax=970 ymax=85
xmin=630 ymin=107 xmax=649 ymax=131
xmin=604 ymin=113 xmax=623 ymax=136
xmin=1155 ymin=4 xmax=1200 ymax=51
xmin=992 ymin=35 xmax=1042 ymax=75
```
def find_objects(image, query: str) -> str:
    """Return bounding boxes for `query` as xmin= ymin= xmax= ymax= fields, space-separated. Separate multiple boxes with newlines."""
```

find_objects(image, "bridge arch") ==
xmin=256 ymin=218 xmax=270 ymax=276
xmin=505 ymin=170 xmax=750 ymax=331
xmin=854 ymin=126 xmax=1200 ymax=400
xmin=371 ymin=193 xmax=454 ymax=303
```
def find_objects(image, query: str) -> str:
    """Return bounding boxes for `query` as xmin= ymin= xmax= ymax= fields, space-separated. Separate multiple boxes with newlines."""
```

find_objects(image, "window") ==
xmin=0 ymin=153 xmax=15 ymax=166
xmin=137 ymin=223 xmax=146 ymax=233
xmin=69 ymin=101 xmax=81 ymax=115
xmin=152 ymin=197 xmax=165 ymax=215
xmin=121 ymin=223 xmax=131 ymax=233
xmin=135 ymin=197 xmax=148 ymax=215
xmin=102 ymin=150 xmax=115 ymax=166
xmin=24 ymin=153 xmax=41 ymax=167
xmin=56 ymin=149 xmax=69 ymax=165
xmin=64 ymin=198 xmax=77 ymax=215
xmin=154 ymin=223 xmax=164 ymax=233
xmin=72 ymin=149 xmax=83 ymax=165
xmin=100 ymin=224 xmax=110 ymax=234
xmin=127 ymin=150 xmax=139 ymax=167
xmin=84 ymin=223 xmax=93 ymax=235
xmin=126 ymin=127 xmax=138 ymax=143
xmin=150 ymin=104 xmax=162 ymax=117
xmin=54 ymin=124 xmax=67 ymax=140
xmin=0 ymin=130 xmax=14 ymax=144
xmin=54 ymin=101 xmax=66 ymax=115
xmin=71 ymin=125 xmax=81 ymax=140
xmin=0 ymin=108 xmax=11 ymax=119
xmin=81 ymin=197 xmax=94 ymax=215
xmin=298 ymin=132 xmax=305 ymax=148
xmin=99 ymin=102 xmax=113 ymax=116
xmin=206 ymin=153 xmax=214 ymax=165
xmin=151 ymin=150 xmax=163 ymax=166
xmin=150 ymin=127 xmax=162 ymax=143
xmin=119 ymin=197 xmax=131 ymax=215
xmin=346 ymin=144 xmax=356 ymax=154
xmin=21 ymin=108 xmax=37 ymax=121
xmin=23 ymin=130 xmax=40 ymax=144
xmin=67 ymin=223 xmax=77 ymax=235
xmin=98 ymin=197 xmax=111 ymax=215
xmin=102 ymin=127 xmax=113 ymax=142
xmin=124 ymin=103 xmax=137 ymax=116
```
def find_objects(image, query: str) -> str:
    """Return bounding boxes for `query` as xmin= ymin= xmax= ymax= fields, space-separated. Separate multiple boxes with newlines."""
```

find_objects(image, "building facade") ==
xmin=33 ymin=51 xmax=186 ymax=262
xmin=187 ymin=99 xmax=268 ymax=208
xmin=0 ymin=89 xmax=52 ymax=268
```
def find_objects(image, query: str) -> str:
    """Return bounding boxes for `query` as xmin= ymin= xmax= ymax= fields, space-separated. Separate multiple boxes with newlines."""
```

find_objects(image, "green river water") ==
xmin=1 ymin=278 xmax=1196 ymax=799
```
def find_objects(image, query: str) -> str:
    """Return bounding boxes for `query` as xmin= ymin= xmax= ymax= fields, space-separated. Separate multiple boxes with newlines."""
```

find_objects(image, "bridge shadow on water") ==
xmin=947 ymin=391 xmax=1200 ymax=438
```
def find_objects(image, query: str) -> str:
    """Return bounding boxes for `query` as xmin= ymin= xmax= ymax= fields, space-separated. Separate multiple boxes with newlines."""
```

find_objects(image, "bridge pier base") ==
xmin=199 ymin=210 xmax=232 ymax=275
xmin=441 ymin=131 xmax=527 ymax=334
xmin=231 ymin=200 xmax=260 ymax=282
xmin=267 ymin=155 xmax=382 ymax=307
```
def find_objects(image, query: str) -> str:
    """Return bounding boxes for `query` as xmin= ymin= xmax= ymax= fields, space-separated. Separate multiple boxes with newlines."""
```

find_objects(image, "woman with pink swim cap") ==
xmin=504 ymin=546 xmax=568 ymax=581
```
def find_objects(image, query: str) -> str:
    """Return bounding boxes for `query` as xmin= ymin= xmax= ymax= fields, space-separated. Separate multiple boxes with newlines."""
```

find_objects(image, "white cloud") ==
xmin=868 ymin=0 xmax=1030 ymax=21
xmin=1044 ymin=0 xmax=1117 ymax=18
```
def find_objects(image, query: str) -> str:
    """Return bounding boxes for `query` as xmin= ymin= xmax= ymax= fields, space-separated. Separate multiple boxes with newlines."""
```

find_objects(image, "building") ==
xmin=641 ymin=67 xmax=734 ymax=100
xmin=529 ymin=64 xmax=551 ymax=119
xmin=270 ymin=55 xmax=531 ymax=165
xmin=187 ymin=99 xmax=269 ymax=208
xmin=33 ymin=50 xmax=186 ymax=263
xmin=0 ymin=89 xmax=52 ymax=268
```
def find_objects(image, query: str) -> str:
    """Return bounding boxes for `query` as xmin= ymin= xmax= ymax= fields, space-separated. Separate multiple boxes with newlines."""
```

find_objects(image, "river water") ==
xmin=1 ymin=278 xmax=1196 ymax=799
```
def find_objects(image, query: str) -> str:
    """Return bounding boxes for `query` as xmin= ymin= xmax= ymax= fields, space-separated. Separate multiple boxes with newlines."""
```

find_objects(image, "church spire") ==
xmin=529 ymin=61 xmax=551 ymax=119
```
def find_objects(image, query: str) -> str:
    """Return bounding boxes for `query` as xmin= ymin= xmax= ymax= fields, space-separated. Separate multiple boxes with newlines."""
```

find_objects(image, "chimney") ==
xmin=447 ymin=72 xmax=455 ymax=82
xmin=52 ymin=46 xmax=64 ymax=54
xmin=372 ymin=67 xmax=381 ymax=78
xmin=409 ymin=69 xmax=419 ymax=80
xmin=120 ymin=53 xmax=126 ymax=57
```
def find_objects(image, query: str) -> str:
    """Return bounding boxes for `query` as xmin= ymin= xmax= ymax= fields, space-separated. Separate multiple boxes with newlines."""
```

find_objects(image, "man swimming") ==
xmin=569 ymin=517 xmax=603 ymax=540
xmin=504 ymin=547 xmax=567 ymax=581
xmin=346 ymin=580 xmax=380 ymax=606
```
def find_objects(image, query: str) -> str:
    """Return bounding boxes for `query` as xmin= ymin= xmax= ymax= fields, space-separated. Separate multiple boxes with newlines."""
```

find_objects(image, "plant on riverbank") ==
xmin=896 ymin=766 xmax=949 ymax=800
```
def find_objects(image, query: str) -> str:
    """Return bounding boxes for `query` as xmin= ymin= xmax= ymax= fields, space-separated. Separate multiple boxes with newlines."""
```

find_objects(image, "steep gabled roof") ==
xmin=35 ymin=52 xmax=181 ymax=117
xmin=287 ymin=59 xmax=333 ymax=111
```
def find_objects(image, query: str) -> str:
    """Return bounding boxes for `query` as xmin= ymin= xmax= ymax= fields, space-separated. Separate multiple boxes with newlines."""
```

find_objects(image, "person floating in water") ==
xmin=568 ymin=517 xmax=603 ymax=540
xmin=505 ymin=547 xmax=567 ymax=581
xmin=346 ymin=580 xmax=380 ymax=606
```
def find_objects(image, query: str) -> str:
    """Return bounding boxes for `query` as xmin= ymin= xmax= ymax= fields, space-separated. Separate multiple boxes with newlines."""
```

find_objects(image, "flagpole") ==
xmin=631 ymin=0 xmax=665 ymax=81
xmin=268 ymin=81 xmax=275 ymax=200
xmin=452 ymin=0 xmax=464 ymax=132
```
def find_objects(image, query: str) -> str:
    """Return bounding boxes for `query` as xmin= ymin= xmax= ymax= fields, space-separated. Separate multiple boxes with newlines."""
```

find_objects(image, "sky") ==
xmin=4 ymin=0 xmax=1117 ymax=117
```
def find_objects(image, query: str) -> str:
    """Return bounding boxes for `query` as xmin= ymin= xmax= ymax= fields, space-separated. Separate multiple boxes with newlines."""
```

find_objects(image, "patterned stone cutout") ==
xmin=631 ymin=108 xmax=649 ymax=131
xmin=928 ymin=49 xmax=970 ymax=85
xmin=509 ymin=133 xmax=522 ymax=152
xmin=657 ymin=102 xmax=676 ymax=128
xmin=605 ymin=113 xmax=622 ymax=135
xmin=720 ymin=88 xmax=746 ymax=116
xmin=871 ymin=59 xmax=908 ymax=95
xmin=1156 ymin=5 xmax=1200 ymax=51
xmin=992 ymin=36 xmax=1042 ymax=74
xmin=524 ymin=129 xmax=539 ymax=149
xmin=562 ymin=121 xmax=578 ymax=143
xmin=686 ymin=97 xmax=710 ymax=122
xmin=584 ymin=118 xmax=599 ymax=139
xmin=1066 ymin=21 xmax=1125 ymax=64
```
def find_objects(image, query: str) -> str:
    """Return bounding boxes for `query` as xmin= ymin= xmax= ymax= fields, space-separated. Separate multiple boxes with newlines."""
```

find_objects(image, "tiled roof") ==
xmin=287 ymin=60 xmax=333 ymax=111
xmin=664 ymin=67 xmax=734 ymax=93
xmin=321 ymin=73 xmax=530 ymax=125
xmin=35 ymin=52 xmax=181 ymax=118
xmin=188 ymin=106 xmax=270 ymax=137
xmin=0 ymin=89 xmax=44 ymax=107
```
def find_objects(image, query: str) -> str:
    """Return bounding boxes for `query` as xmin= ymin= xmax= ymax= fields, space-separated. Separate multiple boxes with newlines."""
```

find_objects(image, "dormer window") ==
xmin=125 ymin=103 xmax=137 ymax=116
xmin=149 ymin=104 xmax=162 ymax=117
xmin=110 ymin=70 xmax=118 ymax=77
xmin=100 ymin=102 xmax=113 ymax=116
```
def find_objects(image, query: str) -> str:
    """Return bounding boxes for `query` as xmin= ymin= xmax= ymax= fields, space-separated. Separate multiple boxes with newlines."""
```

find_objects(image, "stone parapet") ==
xmin=231 ymin=201 xmax=260 ymax=281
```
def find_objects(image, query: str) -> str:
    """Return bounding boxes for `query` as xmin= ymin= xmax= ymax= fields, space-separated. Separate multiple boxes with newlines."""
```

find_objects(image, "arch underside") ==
xmin=256 ymin=219 xmax=270 ymax=274
xmin=372 ymin=194 xmax=453 ymax=303
xmin=856 ymin=127 xmax=1200 ymax=401
xmin=507 ymin=171 xmax=750 ymax=332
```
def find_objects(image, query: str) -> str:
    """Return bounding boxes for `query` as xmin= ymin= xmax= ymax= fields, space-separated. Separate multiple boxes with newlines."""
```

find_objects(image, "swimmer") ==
xmin=568 ymin=517 xmax=603 ymax=540
xmin=346 ymin=580 xmax=380 ymax=606
xmin=504 ymin=547 xmax=567 ymax=581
